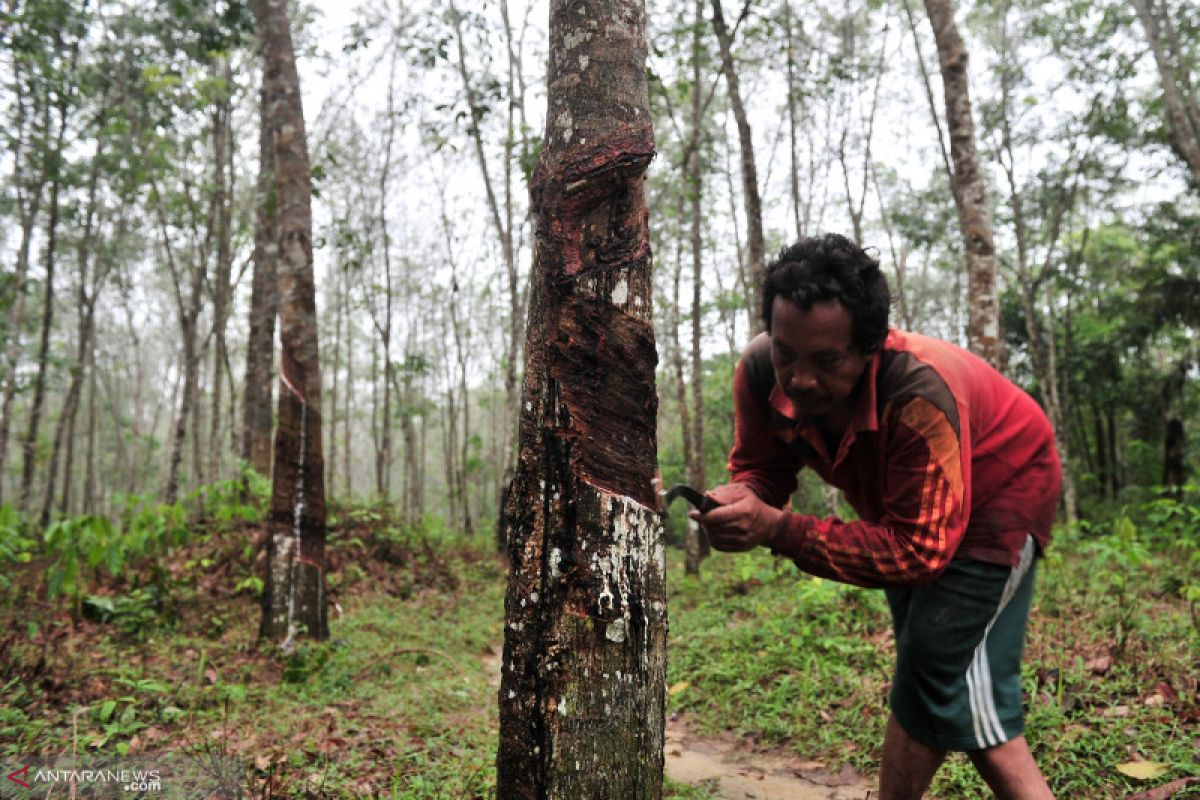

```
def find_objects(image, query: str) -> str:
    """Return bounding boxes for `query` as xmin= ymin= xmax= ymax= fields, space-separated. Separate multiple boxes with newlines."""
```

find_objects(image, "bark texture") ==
xmin=923 ymin=0 xmax=1002 ymax=366
xmin=496 ymin=1 xmax=666 ymax=796
xmin=254 ymin=0 xmax=328 ymax=647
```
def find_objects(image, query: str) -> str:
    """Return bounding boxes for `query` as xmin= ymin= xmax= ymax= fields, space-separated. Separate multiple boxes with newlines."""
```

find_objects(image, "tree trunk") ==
xmin=209 ymin=56 xmax=235 ymax=482
xmin=0 ymin=68 xmax=50 ymax=509
xmin=255 ymin=0 xmax=328 ymax=648
xmin=242 ymin=82 xmax=279 ymax=478
xmin=343 ymin=292 xmax=353 ymax=497
xmin=711 ymin=0 xmax=766 ymax=332
xmin=669 ymin=178 xmax=697 ymax=574
xmin=996 ymin=8 xmax=1077 ymax=526
xmin=783 ymin=0 xmax=806 ymax=239
xmin=153 ymin=174 xmax=206 ymax=507
xmin=328 ymin=247 xmax=341 ymax=499
xmin=19 ymin=99 xmax=68 ymax=513
xmin=922 ymin=0 xmax=1002 ymax=366
xmin=448 ymin=281 xmax=473 ymax=535
xmin=902 ymin=0 xmax=960 ymax=211
xmin=449 ymin=0 xmax=525 ymax=538
xmin=687 ymin=0 xmax=708 ymax=572
xmin=43 ymin=148 xmax=104 ymax=526
xmin=1132 ymin=0 xmax=1200 ymax=185
xmin=82 ymin=332 xmax=97 ymax=514
xmin=496 ymin=1 xmax=666 ymax=795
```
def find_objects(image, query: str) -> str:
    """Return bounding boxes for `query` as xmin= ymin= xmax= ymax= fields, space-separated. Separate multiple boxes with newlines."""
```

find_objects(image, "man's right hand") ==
xmin=689 ymin=482 xmax=787 ymax=553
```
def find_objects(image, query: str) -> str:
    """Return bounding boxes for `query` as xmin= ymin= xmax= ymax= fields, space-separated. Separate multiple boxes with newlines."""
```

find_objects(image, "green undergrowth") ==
xmin=3 ymin=494 xmax=1197 ymax=798
xmin=667 ymin=551 xmax=892 ymax=770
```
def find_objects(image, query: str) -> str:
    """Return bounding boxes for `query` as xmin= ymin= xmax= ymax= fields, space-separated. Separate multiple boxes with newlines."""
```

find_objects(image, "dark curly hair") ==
xmin=762 ymin=233 xmax=891 ymax=352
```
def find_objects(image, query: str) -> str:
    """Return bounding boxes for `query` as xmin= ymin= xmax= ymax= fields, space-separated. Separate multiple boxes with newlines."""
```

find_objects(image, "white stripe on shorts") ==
xmin=966 ymin=535 xmax=1035 ymax=749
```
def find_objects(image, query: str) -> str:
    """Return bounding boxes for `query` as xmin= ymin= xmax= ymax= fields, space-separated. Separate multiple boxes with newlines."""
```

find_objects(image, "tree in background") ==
xmin=496 ymin=0 xmax=666 ymax=794
xmin=1132 ymin=0 xmax=1200 ymax=186
xmin=254 ymin=0 xmax=328 ymax=647
xmin=923 ymin=0 xmax=1002 ymax=366
xmin=242 ymin=79 xmax=278 ymax=478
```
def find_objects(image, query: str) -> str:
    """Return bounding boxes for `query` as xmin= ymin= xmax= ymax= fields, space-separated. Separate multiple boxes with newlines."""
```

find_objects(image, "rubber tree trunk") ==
xmin=242 ymin=83 xmax=279 ymax=478
xmin=254 ymin=0 xmax=328 ymax=648
xmin=922 ymin=0 xmax=1002 ymax=366
xmin=495 ymin=1 xmax=666 ymax=796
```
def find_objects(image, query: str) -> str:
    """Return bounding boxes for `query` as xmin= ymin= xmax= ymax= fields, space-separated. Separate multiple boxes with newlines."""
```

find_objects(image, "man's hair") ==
xmin=762 ymin=233 xmax=891 ymax=353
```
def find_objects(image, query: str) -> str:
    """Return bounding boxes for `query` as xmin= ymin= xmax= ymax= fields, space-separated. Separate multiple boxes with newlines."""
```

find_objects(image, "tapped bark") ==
xmin=922 ymin=0 xmax=1002 ymax=366
xmin=495 ymin=1 xmax=666 ymax=796
xmin=255 ymin=0 xmax=328 ymax=647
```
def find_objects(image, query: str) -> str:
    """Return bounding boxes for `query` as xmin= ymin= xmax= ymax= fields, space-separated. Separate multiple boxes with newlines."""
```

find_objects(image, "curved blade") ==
xmin=662 ymin=484 xmax=720 ymax=514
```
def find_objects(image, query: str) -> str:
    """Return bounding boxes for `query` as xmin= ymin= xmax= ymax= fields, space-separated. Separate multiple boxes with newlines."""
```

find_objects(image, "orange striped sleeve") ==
xmin=767 ymin=397 xmax=967 ymax=587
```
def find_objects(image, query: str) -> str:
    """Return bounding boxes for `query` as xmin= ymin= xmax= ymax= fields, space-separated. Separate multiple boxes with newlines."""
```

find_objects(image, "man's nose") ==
xmin=788 ymin=368 xmax=819 ymax=393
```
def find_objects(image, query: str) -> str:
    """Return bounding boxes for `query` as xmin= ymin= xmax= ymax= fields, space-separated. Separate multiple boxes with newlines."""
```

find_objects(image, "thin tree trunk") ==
xmin=43 ymin=147 xmax=104 ymax=525
xmin=902 ymin=0 xmax=960 ymax=210
xmin=996 ymin=7 xmax=1076 ymax=525
xmin=242 ymin=82 xmax=279 ymax=477
xmin=343 ymin=292 xmax=353 ymax=498
xmin=328 ymin=237 xmax=342 ymax=499
xmin=670 ymin=178 xmax=696 ymax=573
xmin=19 ymin=98 xmax=69 ymax=513
xmin=209 ymin=56 xmax=235 ymax=482
xmin=153 ymin=174 xmax=206 ymax=506
xmin=448 ymin=283 xmax=473 ymax=535
xmin=783 ymin=0 xmax=805 ymax=239
xmin=255 ymin=0 xmax=328 ymax=647
xmin=370 ymin=336 xmax=380 ymax=496
xmin=496 ymin=0 xmax=666 ymax=793
xmin=0 ymin=73 xmax=49 ymax=508
xmin=1132 ymin=0 xmax=1200 ymax=184
xmin=373 ymin=49 xmax=398 ymax=505
xmin=82 ymin=332 xmax=97 ymax=514
xmin=449 ymin=0 xmax=523 ymax=535
xmin=922 ymin=0 xmax=1002 ymax=366
xmin=711 ymin=0 xmax=766 ymax=332
xmin=687 ymin=0 xmax=708 ymax=572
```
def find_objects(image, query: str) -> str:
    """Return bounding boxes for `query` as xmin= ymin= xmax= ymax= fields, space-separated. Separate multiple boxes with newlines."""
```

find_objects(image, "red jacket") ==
xmin=729 ymin=329 xmax=1061 ymax=588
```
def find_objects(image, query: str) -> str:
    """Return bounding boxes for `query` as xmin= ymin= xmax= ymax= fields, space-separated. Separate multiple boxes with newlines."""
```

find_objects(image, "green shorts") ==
xmin=885 ymin=535 xmax=1037 ymax=752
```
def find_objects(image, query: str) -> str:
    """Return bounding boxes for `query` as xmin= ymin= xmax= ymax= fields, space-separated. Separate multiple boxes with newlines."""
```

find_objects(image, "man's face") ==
xmin=769 ymin=297 xmax=872 ymax=419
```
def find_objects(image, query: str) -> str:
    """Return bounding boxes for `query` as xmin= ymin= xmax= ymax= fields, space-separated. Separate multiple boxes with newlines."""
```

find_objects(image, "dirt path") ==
xmin=664 ymin=714 xmax=874 ymax=800
xmin=484 ymin=648 xmax=874 ymax=799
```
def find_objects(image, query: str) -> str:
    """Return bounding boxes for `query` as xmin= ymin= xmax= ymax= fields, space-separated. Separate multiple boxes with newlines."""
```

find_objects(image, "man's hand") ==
xmin=689 ymin=482 xmax=788 ymax=552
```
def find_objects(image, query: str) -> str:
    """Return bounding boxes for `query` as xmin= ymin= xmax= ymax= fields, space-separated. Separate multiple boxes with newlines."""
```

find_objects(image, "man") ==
xmin=692 ymin=233 xmax=1061 ymax=800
